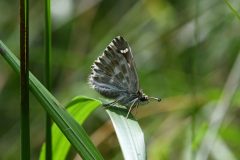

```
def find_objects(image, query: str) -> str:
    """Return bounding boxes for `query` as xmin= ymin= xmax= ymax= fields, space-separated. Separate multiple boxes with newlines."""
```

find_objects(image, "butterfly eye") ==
xmin=139 ymin=96 xmax=148 ymax=101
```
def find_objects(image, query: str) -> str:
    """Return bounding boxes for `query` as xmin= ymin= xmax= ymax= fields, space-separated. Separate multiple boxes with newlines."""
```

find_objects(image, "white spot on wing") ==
xmin=110 ymin=42 xmax=114 ymax=46
xmin=95 ymin=59 xmax=101 ymax=63
xmin=114 ymin=67 xmax=120 ymax=73
xmin=120 ymin=48 xmax=128 ymax=54
xmin=92 ymin=64 xmax=99 ymax=70
xmin=110 ymin=78 xmax=114 ymax=83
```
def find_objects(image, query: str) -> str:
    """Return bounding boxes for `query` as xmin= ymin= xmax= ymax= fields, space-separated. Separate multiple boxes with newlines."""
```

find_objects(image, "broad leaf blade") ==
xmin=39 ymin=96 xmax=102 ymax=160
xmin=0 ymin=41 xmax=104 ymax=160
xmin=106 ymin=107 xmax=146 ymax=160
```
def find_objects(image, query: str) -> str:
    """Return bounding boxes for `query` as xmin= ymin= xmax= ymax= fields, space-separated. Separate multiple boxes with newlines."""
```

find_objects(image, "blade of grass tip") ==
xmin=20 ymin=0 xmax=30 ymax=159
xmin=0 ymin=42 xmax=104 ymax=160
xmin=44 ymin=0 xmax=52 ymax=159
xmin=106 ymin=107 xmax=146 ymax=160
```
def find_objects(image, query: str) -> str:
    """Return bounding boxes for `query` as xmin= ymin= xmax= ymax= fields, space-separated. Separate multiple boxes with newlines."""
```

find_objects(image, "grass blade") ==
xmin=44 ymin=0 xmax=52 ymax=158
xmin=20 ymin=0 xmax=30 ymax=159
xmin=106 ymin=107 xmax=146 ymax=160
xmin=0 ymin=41 xmax=104 ymax=160
xmin=39 ymin=96 xmax=102 ymax=160
xmin=0 ymin=40 xmax=146 ymax=160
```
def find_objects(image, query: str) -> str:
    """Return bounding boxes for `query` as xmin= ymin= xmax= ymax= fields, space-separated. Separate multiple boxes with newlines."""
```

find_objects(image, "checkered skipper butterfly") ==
xmin=89 ymin=36 xmax=161 ymax=117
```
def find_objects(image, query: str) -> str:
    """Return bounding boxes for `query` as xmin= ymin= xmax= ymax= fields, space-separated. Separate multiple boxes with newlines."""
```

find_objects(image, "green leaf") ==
xmin=0 ymin=41 xmax=146 ymax=160
xmin=39 ymin=97 xmax=146 ymax=160
xmin=39 ymin=96 xmax=101 ymax=160
xmin=106 ymin=107 xmax=146 ymax=160
xmin=0 ymin=41 xmax=104 ymax=160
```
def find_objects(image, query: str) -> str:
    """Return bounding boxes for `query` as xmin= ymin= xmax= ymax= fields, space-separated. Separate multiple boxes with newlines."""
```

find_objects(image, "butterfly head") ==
xmin=138 ymin=90 xmax=148 ymax=102
xmin=138 ymin=90 xmax=161 ymax=103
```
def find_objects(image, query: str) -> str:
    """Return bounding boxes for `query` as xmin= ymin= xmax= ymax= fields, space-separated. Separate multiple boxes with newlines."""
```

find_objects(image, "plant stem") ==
xmin=0 ymin=41 xmax=104 ymax=160
xmin=20 ymin=0 xmax=30 ymax=159
xmin=224 ymin=0 xmax=240 ymax=20
xmin=45 ymin=0 xmax=52 ymax=159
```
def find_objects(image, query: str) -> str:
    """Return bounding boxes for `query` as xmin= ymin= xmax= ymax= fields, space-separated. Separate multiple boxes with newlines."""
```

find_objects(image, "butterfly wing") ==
xmin=111 ymin=36 xmax=139 ymax=93
xmin=89 ymin=36 xmax=139 ymax=100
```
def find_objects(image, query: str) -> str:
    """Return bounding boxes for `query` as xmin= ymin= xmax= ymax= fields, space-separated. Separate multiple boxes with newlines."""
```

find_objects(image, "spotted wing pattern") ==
xmin=89 ymin=36 xmax=139 ymax=100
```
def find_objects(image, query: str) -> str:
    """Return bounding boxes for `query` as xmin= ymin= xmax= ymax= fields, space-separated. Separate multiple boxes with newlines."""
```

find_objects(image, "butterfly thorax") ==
xmin=137 ymin=90 xmax=148 ymax=102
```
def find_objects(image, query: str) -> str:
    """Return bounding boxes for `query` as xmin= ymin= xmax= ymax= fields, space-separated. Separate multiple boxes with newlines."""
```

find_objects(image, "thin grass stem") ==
xmin=20 ymin=0 xmax=30 ymax=159
xmin=44 ymin=0 xmax=52 ymax=159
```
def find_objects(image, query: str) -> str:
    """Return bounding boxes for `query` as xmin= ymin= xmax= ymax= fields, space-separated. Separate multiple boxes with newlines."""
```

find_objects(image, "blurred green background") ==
xmin=1 ymin=0 xmax=240 ymax=159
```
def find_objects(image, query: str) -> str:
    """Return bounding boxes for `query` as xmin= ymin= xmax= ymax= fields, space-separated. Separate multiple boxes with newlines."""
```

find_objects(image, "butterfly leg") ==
xmin=133 ymin=102 xmax=139 ymax=116
xmin=126 ymin=98 xmax=138 ymax=118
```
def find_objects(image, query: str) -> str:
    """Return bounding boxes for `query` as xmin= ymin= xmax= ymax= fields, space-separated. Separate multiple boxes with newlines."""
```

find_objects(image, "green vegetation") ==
xmin=0 ymin=0 xmax=240 ymax=159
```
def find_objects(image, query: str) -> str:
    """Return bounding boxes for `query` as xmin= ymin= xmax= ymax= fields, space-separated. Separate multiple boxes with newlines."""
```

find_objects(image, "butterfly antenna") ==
xmin=149 ymin=97 xmax=161 ymax=102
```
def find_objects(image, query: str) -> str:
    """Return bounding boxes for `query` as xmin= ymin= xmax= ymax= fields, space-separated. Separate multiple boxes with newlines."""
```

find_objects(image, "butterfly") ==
xmin=89 ymin=36 xmax=161 ymax=117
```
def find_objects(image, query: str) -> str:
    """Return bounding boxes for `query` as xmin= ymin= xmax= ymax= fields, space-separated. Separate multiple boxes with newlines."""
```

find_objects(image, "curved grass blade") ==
xmin=39 ymin=96 xmax=102 ymax=160
xmin=106 ymin=107 xmax=146 ymax=160
xmin=0 ymin=41 xmax=104 ymax=160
